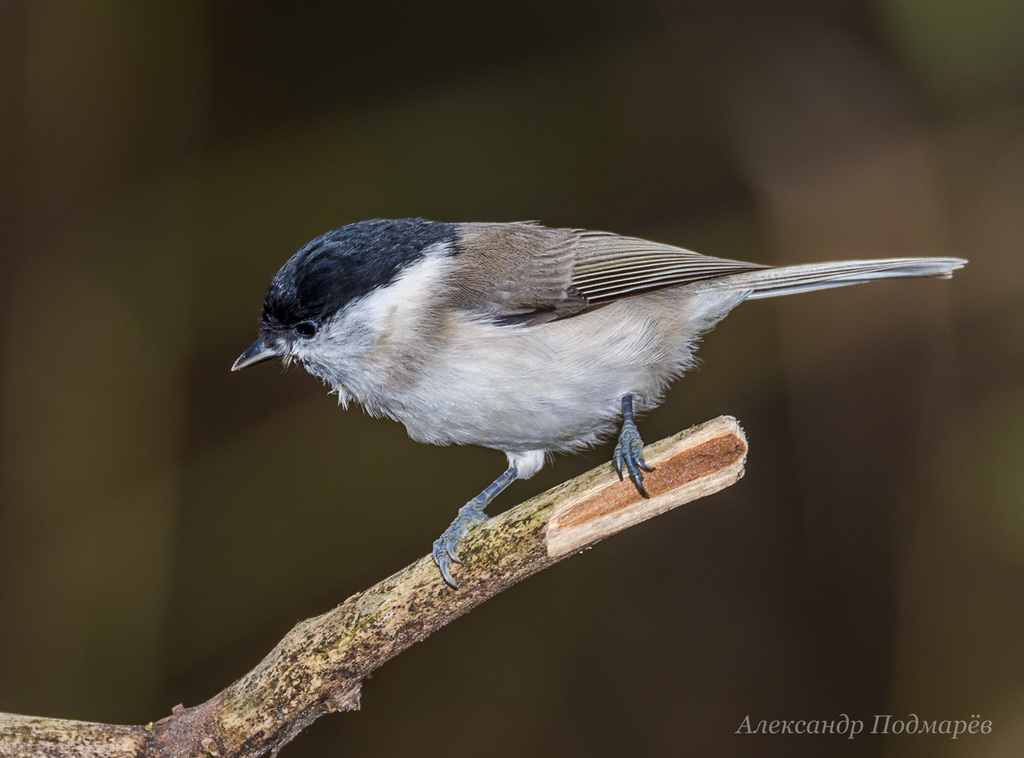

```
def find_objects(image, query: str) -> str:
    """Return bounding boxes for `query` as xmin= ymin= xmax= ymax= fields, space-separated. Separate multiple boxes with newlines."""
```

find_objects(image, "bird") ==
xmin=232 ymin=218 xmax=966 ymax=587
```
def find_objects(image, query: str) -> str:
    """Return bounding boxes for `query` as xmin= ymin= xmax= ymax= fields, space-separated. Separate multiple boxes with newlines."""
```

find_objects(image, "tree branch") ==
xmin=0 ymin=416 xmax=747 ymax=758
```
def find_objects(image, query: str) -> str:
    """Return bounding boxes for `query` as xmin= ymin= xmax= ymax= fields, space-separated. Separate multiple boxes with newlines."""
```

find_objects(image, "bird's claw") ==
xmin=613 ymin=419 xmax=654 ymax=497
xmin=432 ymin=502 xmax=487 ymax=588
xmin=431 ymin=465 xmax=519 ymax=588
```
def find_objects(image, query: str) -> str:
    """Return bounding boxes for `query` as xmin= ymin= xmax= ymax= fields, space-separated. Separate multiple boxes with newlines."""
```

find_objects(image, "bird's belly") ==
xmin=400 ymin=370 xmax=626 ymax=453
xmin=386 ymin=298 xmax=701 ymax=453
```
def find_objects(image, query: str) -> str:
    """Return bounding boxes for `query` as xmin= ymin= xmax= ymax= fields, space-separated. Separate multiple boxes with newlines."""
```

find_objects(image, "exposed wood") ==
xmin=547 ymin=415 xmax=746 ymax=556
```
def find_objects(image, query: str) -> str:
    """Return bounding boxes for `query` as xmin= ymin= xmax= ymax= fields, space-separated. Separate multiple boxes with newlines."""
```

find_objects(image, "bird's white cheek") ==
xmin=291 ymin=313 xmax=377 ymax=385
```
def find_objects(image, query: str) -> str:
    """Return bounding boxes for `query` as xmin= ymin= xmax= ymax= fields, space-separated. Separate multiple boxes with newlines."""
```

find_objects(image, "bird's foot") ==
xmin=431 ymin=464 xmax=518 ymax=588
xmin=613 ymin=418 xmax=654 ymax=498
xmin=432 ymin=501 xmax=488 ymax=588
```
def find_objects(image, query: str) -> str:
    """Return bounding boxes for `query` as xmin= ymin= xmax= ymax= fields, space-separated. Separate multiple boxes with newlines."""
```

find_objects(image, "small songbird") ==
xmin=232 ymin=218 xmax=965 ymax=587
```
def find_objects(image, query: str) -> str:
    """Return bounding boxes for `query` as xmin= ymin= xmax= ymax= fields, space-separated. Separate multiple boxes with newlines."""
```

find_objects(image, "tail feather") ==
xmin=696 ymin=257 xmax=967 ymax=300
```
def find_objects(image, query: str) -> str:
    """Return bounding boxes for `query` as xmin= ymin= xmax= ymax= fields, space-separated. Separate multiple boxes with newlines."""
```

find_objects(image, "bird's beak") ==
xmin=232 ymin=337 xmax=282 ymax=371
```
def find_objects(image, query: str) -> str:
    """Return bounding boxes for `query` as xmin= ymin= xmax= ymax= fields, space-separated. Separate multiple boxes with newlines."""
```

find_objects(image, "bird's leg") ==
xmin=613 ymin=393 xmax=654 ymax=498
xmin=432 ymin=465 xmax=519 ymax=588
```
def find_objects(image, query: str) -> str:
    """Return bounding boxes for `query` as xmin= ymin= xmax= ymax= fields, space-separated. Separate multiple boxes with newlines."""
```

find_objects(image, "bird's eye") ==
xmin=294 ymin=321 xmax=317 ymax=339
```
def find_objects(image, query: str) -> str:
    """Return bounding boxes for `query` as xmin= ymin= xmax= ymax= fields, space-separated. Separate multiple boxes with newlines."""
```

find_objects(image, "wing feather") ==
xmin=448 ymin=224 xmax=768 ymax=323
xmin=570 ymin=231 xmax=766 ymax=303
xmin=448 ymin=222 xmax=586 ymax=324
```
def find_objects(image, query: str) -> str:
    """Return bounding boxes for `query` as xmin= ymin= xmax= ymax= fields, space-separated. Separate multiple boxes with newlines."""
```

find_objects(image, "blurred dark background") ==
xmin=1 ymin=1 xmax=1022 ymax=756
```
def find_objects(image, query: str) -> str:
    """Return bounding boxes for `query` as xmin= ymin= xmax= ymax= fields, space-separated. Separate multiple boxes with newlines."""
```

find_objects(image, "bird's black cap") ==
xmin=262 ymin=218 xmax=457 ymax=328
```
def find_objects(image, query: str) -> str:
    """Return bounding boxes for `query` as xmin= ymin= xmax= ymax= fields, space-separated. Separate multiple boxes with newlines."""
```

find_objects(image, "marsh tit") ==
xmin=232 ymin=218 xmax=965 ymax=587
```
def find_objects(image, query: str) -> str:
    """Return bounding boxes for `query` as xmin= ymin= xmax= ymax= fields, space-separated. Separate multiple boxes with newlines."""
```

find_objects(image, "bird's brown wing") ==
xmin=448 ymin=223 xmax=765 ymax=324
xmin=569 ymin=230 xmax=766 ymax=304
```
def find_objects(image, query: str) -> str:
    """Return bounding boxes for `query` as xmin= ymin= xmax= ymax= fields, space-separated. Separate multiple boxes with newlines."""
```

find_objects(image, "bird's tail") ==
xmin=696 ymin=257 xmax=967 ymax=300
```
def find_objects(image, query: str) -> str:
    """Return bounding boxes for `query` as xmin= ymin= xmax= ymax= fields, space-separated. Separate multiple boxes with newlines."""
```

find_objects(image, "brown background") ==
xmin=1 ymin=1 xmax=1022 ymax=756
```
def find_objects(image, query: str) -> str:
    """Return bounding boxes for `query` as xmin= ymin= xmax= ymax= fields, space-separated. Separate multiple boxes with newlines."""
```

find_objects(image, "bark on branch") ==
xmin=0 ymin=416 xmax=747 ymax=758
